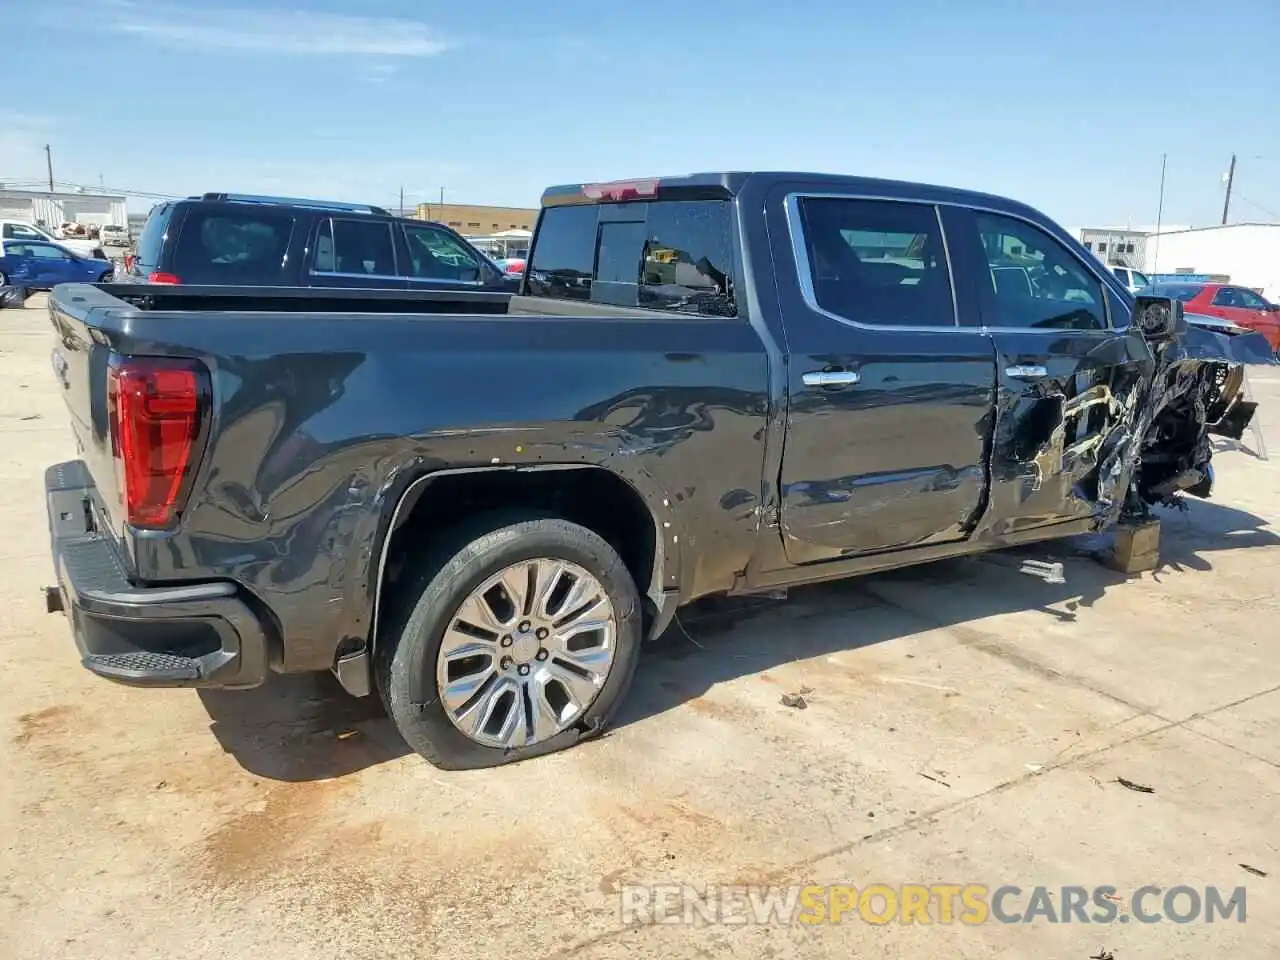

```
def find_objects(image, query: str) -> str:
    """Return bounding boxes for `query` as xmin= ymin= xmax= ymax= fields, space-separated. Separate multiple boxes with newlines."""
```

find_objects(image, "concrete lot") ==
xmin=1 ymin=293 xmax=1278 ymax=959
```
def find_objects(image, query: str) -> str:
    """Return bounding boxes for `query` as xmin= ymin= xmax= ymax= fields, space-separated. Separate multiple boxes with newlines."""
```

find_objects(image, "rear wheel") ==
xmin=376 ymin=513 xmax=643 ymax=769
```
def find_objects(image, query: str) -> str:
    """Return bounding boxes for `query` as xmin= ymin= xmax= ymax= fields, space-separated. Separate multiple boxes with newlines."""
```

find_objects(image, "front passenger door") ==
xmin=955 ymin=209 xmax=1149 ymax=533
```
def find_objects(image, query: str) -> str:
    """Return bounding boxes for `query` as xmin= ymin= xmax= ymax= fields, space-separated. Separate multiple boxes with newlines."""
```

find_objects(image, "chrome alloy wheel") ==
xmin=435 ymin=558 xmax=618 ymax=748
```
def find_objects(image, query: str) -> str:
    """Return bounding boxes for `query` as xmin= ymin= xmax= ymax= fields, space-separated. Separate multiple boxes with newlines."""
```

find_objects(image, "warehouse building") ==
xmin=1077 ymin=226 xmax=1152 ymax=268
xmin=0 ymin=188 xmax=128 ymax=229
xmin=1141 ymin=223 xmax=1280 ymax=301
xmin=414 ymin=202 xmax=538 ymax=235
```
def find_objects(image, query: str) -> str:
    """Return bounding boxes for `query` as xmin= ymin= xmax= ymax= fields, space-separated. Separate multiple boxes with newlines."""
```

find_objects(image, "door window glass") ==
xmin=973 ymin=213 xmax=1106 ymax=330
xmin=328 ymin=219 xmax=396 ymax=276
xmin=797 ymin=197 xmax=955 ymax=327
xmin=3 ymin=223 xmax=46 ymax=241
xmin=402 ymin=224 xmax=483 ymax=282
xmin=24 ymin=243 xmax=68 ymax=259
xmin=1215 ymin=286 xmax=1268 ymax=309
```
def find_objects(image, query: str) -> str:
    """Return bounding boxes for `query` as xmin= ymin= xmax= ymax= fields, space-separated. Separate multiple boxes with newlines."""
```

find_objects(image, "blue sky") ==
xmin=2 ymin=0 xmax=1277 ymax=228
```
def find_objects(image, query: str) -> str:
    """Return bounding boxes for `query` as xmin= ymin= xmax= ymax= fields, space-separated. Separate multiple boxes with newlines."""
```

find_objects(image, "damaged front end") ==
xmin=1126 ymin=320 xmax=1274 ymax=516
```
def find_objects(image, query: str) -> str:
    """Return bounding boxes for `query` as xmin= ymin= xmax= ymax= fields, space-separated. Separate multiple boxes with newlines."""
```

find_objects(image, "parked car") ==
xmin=123 ymin=192 xmax=514 ymax=291
xmin=0 ymin=238 xmax=113 ymax=290
xmin=1146 ymin=282 xmax=1280 ymax=351
xmin=0 ymin=219 xmax=106 ymax=259
xmin=495 ymin=257 xmax=527 ymax=279
xmin=42 ymin=171 xmax=1273 ymax=770
xmin=99 ymin=224 xmax=131 ymax=247
xmin=1110 ymin=265 xmax=1150 ymax=294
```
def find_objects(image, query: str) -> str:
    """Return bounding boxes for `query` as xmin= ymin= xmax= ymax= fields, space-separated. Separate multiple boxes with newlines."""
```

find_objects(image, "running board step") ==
xmin=83 ymin=651 xmax=202 ymax=684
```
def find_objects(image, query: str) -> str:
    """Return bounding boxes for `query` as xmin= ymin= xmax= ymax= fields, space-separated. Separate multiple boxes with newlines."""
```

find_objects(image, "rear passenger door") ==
xmin=308 ymin=217 xmax=406 ymax=290
xmin=774 ymin=191 xmax=997 ymax=564
xmin=950 ymin=208 xmax=1147 ymax=531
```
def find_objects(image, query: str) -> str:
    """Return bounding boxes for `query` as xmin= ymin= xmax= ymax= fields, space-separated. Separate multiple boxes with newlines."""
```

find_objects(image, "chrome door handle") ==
xmin=802 ymin=370 xmax=861 ymax=388
xmin=1005 ymin=364 xmax=1048 ymax=380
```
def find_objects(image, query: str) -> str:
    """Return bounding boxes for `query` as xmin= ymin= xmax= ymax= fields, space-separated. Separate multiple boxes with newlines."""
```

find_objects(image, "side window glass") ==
xmin=403 ymin=224 xmax=482 ymax=282
xmin=526 ymin=205 xmax=597 ymax=301
xmin=29 ymin=244 xmax=65 ymax=259
xmin=1211 ymin=288 xmax=1239 ymax=307
xmin=797 ymin=197 xmax=955 ymax=327
xmin=329 ymin=219 xmax=396 ymax=276
xmin=1237 ymin=289 xmax=1269 ymax=309
xmin=313 ymin=219 xmax=336 ymax=272
xmin=973 ymin=212 xmax=1105 ymax=330
xmin=6 ymin=224 xmax=42 ymax=241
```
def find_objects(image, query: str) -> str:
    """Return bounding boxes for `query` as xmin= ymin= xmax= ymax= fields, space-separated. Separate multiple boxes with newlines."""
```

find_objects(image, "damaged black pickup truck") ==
xmin=44 ymin=171 xmax=1273 ymax=769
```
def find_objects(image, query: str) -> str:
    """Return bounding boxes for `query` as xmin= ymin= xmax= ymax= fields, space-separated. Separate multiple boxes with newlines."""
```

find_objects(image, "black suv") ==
xmin=123 ymin=193 xmax=511 ymax=291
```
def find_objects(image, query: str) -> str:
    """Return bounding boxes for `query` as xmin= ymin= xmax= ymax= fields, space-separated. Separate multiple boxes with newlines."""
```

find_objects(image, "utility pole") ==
xmin=1152 ymin=153 xmax=1167 ymax=277
xmin=399 ymin=184 xmax=405 ymax=217
xmin=1221 ymin=153 xmax=1236 ymax=225
xmin=44 ymin=144 xmax=54 ymax=192
xmin=439 ymin=186 xmax=445 ymax=208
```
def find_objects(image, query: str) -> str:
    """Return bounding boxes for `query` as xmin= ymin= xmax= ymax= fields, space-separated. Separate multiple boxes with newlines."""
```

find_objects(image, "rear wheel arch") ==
xmin=366 ymin=464 xmax=679 ymax=658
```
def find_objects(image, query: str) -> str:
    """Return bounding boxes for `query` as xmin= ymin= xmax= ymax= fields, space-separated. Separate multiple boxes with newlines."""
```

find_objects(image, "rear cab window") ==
xmin=171 ymin=207 xmax=297 ymax=283
xmin=526 ymin=198 xmax=738 ymax=317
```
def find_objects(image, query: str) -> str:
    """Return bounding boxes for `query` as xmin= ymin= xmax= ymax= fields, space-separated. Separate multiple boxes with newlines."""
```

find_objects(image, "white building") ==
xmin=1072 ymin=224 xmax=1192 ymax=269
xmin=0 ymin=188 xmax=128 ymax=229
xmin=1141 ymin=223 xmax=1280 ymax=301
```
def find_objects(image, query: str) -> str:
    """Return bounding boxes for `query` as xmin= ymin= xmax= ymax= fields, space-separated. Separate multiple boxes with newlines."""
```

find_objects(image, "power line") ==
xmin=1232 ymin=192 xmax=1280 ymax=222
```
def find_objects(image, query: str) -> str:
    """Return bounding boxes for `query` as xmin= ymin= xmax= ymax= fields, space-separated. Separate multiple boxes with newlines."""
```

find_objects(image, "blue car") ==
xmin=0 ymin=238 xmax=113 ymax=291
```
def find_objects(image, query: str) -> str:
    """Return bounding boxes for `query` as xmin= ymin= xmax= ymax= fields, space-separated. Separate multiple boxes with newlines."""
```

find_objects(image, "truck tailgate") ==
xmin=49 ymin=286 xmax=124 ymax=536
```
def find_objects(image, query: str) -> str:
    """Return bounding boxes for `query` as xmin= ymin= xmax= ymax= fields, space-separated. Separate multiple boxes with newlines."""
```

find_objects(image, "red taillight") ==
xmin=107 ymin=358 xmax=206 ymax=529
xmin=147 ymin=271 xmax=180 ymax=284
xmin=582 ymin=179 xmax=659 ymax=202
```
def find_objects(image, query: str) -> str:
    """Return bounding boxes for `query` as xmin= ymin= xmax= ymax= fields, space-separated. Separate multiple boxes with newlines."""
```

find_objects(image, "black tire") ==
xmin=375 ymin=511 xmax=643 ymax=770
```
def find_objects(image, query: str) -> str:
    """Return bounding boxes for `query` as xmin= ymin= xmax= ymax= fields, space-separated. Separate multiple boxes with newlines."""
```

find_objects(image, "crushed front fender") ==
xmin=1125 ymin=326 xmax=1275 ymax=513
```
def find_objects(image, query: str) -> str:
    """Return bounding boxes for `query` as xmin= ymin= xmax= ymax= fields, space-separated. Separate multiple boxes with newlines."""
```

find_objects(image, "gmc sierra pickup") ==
xmin=44 ymin=172 xmax=1274 ymax=770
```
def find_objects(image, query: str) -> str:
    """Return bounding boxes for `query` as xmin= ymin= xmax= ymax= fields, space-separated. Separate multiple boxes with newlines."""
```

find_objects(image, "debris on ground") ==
xmin=920 ymin=773 xmax=951 ymax=788
xmin=780 ymin=693 xmax=808 ymax=710
xmin=1240 ymin=863 xmax=1268 ymax=878
xmin=1089 ymin=949 xmax=1116 ymax=960
xmin=333 ymin=729 xmax=360 ymax=741
xmin=1113 ymin=777 xmax=1155 ymax=794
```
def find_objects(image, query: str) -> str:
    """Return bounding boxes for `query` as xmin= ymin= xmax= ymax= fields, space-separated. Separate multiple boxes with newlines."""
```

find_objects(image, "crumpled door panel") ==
xmin=980 ymin=323 xmax=1274 ymax=533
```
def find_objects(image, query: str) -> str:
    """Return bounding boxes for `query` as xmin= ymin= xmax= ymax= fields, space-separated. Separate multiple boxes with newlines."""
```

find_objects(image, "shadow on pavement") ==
xmin=613 ymin=497 xmax=1279 ymax=730
xmin=199 ymin=671 xmax=408 ymax=782
xmin=198 ymin=498 xmax=1276 ymax=776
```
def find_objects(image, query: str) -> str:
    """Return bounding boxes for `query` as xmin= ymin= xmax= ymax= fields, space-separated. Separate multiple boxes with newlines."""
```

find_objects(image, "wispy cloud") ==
xmin=101 ymin=3 xmax=452 ymax=58
xmin=361 ymin=63 xmax=399 ymax=84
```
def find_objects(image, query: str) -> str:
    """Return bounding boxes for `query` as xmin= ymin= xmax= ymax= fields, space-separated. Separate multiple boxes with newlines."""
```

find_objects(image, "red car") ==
xmin=1155 ymin=282 xmax=1280 ymax=351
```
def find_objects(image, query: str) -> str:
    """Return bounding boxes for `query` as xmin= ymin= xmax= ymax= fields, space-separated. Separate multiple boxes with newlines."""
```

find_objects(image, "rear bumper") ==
xmin=45 ymin=460 xmax=269 ymax=689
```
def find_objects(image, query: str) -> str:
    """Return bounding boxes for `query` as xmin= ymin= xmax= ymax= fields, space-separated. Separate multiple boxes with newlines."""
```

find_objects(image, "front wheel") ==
xmin=376 ymin=513 xmax=643 ymax=769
